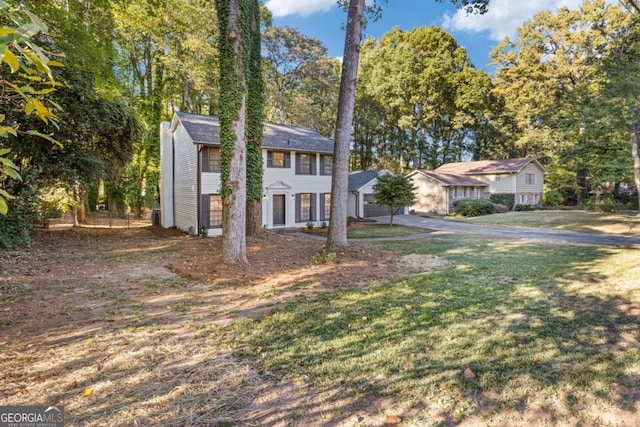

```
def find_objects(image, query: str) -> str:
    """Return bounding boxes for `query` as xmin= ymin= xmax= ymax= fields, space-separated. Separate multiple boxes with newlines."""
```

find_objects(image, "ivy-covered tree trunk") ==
xmin=326 ymin=0 xmax=365 ymax=249
xmin=246 ymin=0 xmax=264 ymax=235
xmin=633 ymin=114 xmax=640 ymax=216
xmin=217 ymin=0 xmax=249 ymax=263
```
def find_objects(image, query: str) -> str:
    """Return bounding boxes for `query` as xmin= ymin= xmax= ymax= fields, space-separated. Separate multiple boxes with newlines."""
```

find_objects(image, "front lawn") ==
xmin=224 ymin=234 xmax=640 ymax=425
xmin=304 ymin=223 xmax=428 ymax=238
xmin=449 ymin=209 xmax=640 ymax=235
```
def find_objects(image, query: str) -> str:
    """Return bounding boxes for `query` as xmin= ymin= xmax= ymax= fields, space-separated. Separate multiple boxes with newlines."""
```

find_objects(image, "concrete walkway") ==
xmin=368 ymin=215 xmax=640 ymax=246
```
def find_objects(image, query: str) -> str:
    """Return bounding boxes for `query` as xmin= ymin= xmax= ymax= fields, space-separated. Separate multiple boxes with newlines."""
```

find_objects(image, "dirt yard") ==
xmin=0 ymin=226 xmax=406 ymax=426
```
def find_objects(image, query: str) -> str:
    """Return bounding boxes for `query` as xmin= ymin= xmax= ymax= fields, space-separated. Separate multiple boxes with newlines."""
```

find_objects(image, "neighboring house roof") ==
xmin=408 ymin=170 xmax=488 ymax=187
xmin=435 ymin=157 xmax=548 ymax=175
xmin=348 ymin=170 xmax=390 ymax=191
xmin=172 ymin=111 xmax=334 ymax=154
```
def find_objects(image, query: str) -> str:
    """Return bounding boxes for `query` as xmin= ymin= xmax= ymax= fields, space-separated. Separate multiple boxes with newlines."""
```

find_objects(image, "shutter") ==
xmin=267 ymin=151 xmax=273 ymax=167
xmin=284 ymin=152 xmax=291 ymax=168
xmin=200 ymin=194 xmax=210 ymax=226
xmin=319 ymin=155 xmax=325 ymax=175
xmin=311 ymin=154 xmax=317 ymax=175
xmin=295 ymin=153 xmax=300 ymax=174
xmin=201 ymin=147 xmax=209 ymax=172
xmin=311 ymin=193 xmax=317 ymax=221
xmin=319 ymin=193 xmax=325 ymax=221
xmin=295 ymin=193 xmax=301 ymax=222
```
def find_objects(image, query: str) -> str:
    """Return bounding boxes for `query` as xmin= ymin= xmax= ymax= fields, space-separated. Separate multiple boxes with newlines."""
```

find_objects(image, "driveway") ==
xmin=371 ymin=215 xmax=640 ymax=246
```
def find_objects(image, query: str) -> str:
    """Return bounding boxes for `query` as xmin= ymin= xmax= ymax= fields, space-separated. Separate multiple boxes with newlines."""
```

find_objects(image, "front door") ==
xmin=273 ymin=194 xmax=285 ymax=226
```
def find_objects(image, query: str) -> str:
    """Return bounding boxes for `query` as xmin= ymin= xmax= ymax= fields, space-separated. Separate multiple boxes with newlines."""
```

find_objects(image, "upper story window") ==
xmin=267 ymin=151 xmax=291 ymax=168
xmin=296 ymin=153 xmax=316 ymax=175
xmin=495 ymin=174 xmax=501 ymax=182
xmin=202 ymin=146 xmax=221 ymax=173
xmin=320 ymin=155 xmax=332 ymax=175
xmin=525 ymin=173 xmax=536 ymax=185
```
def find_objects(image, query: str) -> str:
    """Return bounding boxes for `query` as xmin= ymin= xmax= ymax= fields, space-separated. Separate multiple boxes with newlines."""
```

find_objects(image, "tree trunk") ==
xmin=326 ymin=0 xmax=364 ymax=250
xmin=245 ymin=0 xmax=264 ymax=236
xmin=633 ymin=122 xmax=640 ymax=216
xmin=218 ymin=0 xmax=248 ymax=263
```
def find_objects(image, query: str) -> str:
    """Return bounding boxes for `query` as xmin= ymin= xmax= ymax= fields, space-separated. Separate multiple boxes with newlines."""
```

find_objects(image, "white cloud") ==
xmin=265 ymin=0 xmax=337 ymax=17
xmin=442 ymin=0 xmax=608 ymax=41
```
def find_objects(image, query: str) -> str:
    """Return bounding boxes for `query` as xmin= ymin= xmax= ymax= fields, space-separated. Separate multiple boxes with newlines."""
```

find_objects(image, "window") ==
xmin=525 ymin=173 xmax=536 ymax=185
xmin=320 ymin=155 xmax=333 ymax=175
xmin=295 ymin=193 xmax=316 ymax=222
xmin=519 ymin=194 xmax=527 ymax=204
xmin=320 ymin=193 xmax=331 ymax=221
xmin=296 ymin=153 xmax=316 ymax=175
xmin=202 ymin=147 xmax=221 ymax=172
xmin=495 ymin=174 xmax=501 ymax=182
xmin=200 ymin=194 xmax=222 ymax=228
xmin=267 ymin=151 xmax=290 ymax=168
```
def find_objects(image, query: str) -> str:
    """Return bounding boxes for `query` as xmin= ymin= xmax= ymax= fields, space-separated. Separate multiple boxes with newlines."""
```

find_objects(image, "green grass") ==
xmin=447 ymin=210 xmax=640 ymax=235
xmin=347 ymin=224 xmax=428 ymax=238
xmin=223 ymin=235 xmax=640 ymax=421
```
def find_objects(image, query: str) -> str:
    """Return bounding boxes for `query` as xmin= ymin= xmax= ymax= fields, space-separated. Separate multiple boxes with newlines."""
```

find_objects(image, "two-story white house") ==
xmin=160 ymin=112 xmax=334 ymax=235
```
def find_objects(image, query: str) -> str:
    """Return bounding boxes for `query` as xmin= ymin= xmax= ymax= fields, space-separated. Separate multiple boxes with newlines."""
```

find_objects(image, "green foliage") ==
xmin=0 ymin=1 xmax=63 ymax=214
xmin=0 ymin=169 xmax=40 ymax=248
xmin=320 ymin=221 xmax=327 ymax=229
xmin=453 ymin=198 xmax=495 ymax=216
xmin=312 ymin=251 xmax=339 ymax=265
xmin=372 ymin=173 xmax=417 ymax=225
xmin=489 ymin=193 xmax=515 ymax=210
xmin=542 ymin=190 xmax=564 ymax=207
xmin=306 ymin=221 xmax=314 ymax=230
xmin=513 ymin=203 xmax=533 ymax=211
xmin=355 ymin=25 xmax=498 ymax=170
xmin=585 ymin=195 xmax=623 ymax=213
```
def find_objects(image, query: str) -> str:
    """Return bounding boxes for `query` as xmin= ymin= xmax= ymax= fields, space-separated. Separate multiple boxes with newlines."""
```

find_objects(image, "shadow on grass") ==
xmin=229 ymin=236 xmax=640 ymax=425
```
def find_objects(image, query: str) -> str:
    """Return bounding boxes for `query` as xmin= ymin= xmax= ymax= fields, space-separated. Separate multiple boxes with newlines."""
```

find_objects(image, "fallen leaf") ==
xmin=404 ymin=304 xmax=412 ymax=310
xmin=256 ymin=346 xmax=263 ymax=353
xmin=383 ymin=414 xmax=402 ymax=425
xmin=464 ymin=367 xmax=476 ymax=379
xmin=82 ymin=388 xmax=92 ymax=397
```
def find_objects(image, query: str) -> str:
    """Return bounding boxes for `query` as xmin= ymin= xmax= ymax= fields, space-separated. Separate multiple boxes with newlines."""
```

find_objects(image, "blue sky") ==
xmin=266 ymin=0 xmax=604 ymax=71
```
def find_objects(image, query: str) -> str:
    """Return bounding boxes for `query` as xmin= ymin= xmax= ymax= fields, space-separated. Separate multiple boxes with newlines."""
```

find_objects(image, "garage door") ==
xmin=363 ymin=194 xmax=392 ymax=217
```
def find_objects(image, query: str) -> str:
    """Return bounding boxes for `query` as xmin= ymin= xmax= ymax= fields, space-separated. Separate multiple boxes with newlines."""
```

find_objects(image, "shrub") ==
xmin=347 ymin=216 xmax=354 ymax=227
xmin=542 ymin=190 xmax=564 ymax=207
xmin=306 ymin=221 xmax=314 ymax=230
xmin=494 ymin=203 xmax=510 ymax=213
xmin=453 ymin=199 xmax=495 ymax=217
xmin=585 ymin=195 xmax=623 ymax=213
xmin=513 ymin=204 xmax=533 ymax=211
xmin=489 ymin=193 xmax=515 ymax=210
xmin=320 ymin=221 xmax=327 ymax=229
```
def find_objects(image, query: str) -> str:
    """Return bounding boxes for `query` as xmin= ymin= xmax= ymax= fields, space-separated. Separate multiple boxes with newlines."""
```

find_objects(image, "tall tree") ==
xmin=326 ymin=0 xmax=365 ymax=249
xmin=246 ymin=0 xmax=264 ymax=235
xmin=262 ymin=26 xmax=340 ymax=138
xmin=327 ymin=0 xmax=489 ymax=249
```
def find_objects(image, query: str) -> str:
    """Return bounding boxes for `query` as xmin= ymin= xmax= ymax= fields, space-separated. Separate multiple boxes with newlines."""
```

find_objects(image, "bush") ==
xmin=542 ymin=190 xmax=564 ymax=207
xmin=494 ymin=203 xmax=510 ymax=213
xmin=489 ymin=193 xmax=515 ymax=210
xmin=514 ymin=204 xmax=533 ymax=211
xmin=585 ymin=195 xmax=623 ymax=213
xmin=453 ymin=199 xmax=495 ymax=217
xmin=306 ymin=221 xmax=314 ymax=230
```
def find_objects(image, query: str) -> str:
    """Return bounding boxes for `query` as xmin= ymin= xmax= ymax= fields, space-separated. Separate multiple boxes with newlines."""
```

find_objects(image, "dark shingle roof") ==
xmin=174 ymin=111 xmax=334 ymax=154
xmin=435 ymin=158 xmax=547 ymax=175
xmin=414 ymin=170 xmax=488 ymax=187
xmin=348 ymin=170 xmax=389 ymax=191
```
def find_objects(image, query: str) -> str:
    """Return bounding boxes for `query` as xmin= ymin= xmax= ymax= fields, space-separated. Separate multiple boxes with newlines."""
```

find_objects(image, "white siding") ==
xmin=347 ymin=192 xmax=357 ymax=217
xmin=160 ymin=122 xmax=174 ymax=228
xmin=173 ymin=123 xmax=199 ymax=233
xmin=262 ymin=150 xmax=332 ymax=228
xmin=470 ymin=173 xmax=516 ymax=194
